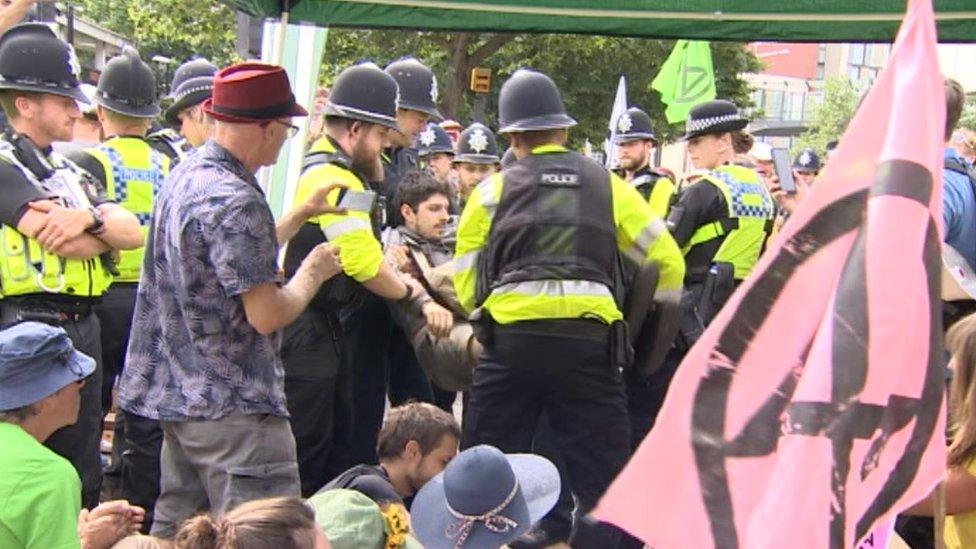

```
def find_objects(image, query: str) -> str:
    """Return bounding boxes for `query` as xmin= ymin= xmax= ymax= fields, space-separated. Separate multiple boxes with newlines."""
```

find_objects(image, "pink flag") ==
xmin=594 ymin=1 xmax=947 ymax=547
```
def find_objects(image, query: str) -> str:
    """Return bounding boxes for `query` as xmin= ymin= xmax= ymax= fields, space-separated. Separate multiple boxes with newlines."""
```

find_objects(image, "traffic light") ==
xmin=470 ymin=67 xmax=491 ymax=94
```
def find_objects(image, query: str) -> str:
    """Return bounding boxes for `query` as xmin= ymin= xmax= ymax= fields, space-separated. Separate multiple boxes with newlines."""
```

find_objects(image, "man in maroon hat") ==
xmin=116 ymin=62 xmax=348 ymax=537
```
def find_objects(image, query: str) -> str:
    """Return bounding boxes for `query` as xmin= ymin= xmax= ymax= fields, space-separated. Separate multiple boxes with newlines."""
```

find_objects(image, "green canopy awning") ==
xmin=232 ymin=0 xmax=976 ymax=42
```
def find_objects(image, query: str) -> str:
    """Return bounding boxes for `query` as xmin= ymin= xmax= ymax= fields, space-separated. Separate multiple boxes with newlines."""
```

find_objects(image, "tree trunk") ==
xmin=440 ymin=33 xmax=471 ymax=121
xmin=437 ymin=33 xmax=516 ymax=122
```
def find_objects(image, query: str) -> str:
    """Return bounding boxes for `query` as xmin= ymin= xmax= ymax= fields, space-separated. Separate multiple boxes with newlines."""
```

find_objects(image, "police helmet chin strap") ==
xmin=4 ymin=127 xmax=55 ymax=181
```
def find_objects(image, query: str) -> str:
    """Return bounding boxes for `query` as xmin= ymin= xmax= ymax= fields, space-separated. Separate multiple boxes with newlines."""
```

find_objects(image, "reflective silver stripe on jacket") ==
xmin=454 ymin=250 xmax=479 ymax=272
xmin=489 ymin=279 xmax=613 ymax=299
xmin=624 ymin=218 xmax=667 ymax=263
xmin=323 ymin=217 xmax=372 ymax=241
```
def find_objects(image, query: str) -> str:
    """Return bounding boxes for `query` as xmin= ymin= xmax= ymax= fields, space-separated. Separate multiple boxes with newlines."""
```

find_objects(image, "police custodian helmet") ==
xmin=324 ymin=62 xmax=400 ymax=130
xmin=613 ymin=107 xmax=657 ymax=145
xmin=497 ymin=69 xmax=576 ymax=134
xmin=0 ymin=23 xmax=89 ymax=104
xmin=455 ymin=123 xmax=500 ymax=164
xmin=96 ymin=46 xmax=159 ymax=118
xmin=416 ymin=122 xmax=454 ymax=157
xmin=385 ymin=57 xmax=441 ymax=121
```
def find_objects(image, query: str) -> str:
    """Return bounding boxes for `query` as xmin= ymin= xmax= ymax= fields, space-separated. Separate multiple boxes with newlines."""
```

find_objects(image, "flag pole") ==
xmin=934 ymin=481 xmax=946 ymax=549
xmin=274 ymin=0 xmax=290 ymax=65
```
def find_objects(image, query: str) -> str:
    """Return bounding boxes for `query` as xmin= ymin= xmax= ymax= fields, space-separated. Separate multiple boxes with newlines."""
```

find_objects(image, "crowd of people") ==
xmin=0 ymin=4 xmax=975 ymax=548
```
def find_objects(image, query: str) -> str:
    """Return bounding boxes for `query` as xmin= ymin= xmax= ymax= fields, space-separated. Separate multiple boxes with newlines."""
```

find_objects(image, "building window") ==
xmin=816 ymin=44 xmax=827 ymax=81
xmin=847 ymin=43 xmax=882 ymax=87
xmin=765 ymin=90 xmax=784 ymax=120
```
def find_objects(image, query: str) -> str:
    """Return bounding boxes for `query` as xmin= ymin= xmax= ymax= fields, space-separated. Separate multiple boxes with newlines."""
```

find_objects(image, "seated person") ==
xmin=411 ymin=445 xmax=561 ymax=549
xmin=309 ymin=489 xmax=421 ymax=549
xmin=384 ymin=171 xmax=481 ymax=393
xmin=0 ymin=322 xmax=143 ymax=549
xmin=173 ymin=497 xmax=328 ymax=549
xmin=319 ymin=402 xmax=459 ymax=508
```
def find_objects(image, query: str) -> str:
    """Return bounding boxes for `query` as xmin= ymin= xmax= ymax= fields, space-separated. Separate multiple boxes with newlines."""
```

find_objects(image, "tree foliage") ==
xmin=76 ymin=0 xmax=238 ymax=67
xmin=795 ymin=77 xmax=860 ymax=157
xmin=77 ymin=5 xmax=761 ymax=147
xmin=323 ymin=29 xmax=761 ymax=146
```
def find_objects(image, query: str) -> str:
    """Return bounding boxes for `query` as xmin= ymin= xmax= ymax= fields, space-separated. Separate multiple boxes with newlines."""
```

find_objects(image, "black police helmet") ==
xmin=455 ymin=123 xmax=500 ymax=165
xmin=164 ymin=58 xmax=217 ymax=126
xmin=0 ymin=23 xmax=88 ymax=104
xmin=613 ymin=107 xmax=657 ymax=145
xmin=385 ymin=57 xmax=441 ymax=121
xmin=793 ymin=148 xmax=822 ymax=172
xmin=324 ymin=62 xmax=399 ymax=130
xmin=96 ymin=46 xmax=159 ymax=118
xmin=497 ymin=69 xmax=576 ymax=134
xmin=416 ymin=122 xmax=454 ymax=157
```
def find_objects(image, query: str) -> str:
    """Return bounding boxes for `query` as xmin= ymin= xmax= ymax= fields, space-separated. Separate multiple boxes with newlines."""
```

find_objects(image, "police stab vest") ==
xmin=477 ymin=150 xmax=618 ymax=306
xmin=284 ymin=138 xmax=380 ymax=311
xmin=629 ymin=168 xmax=668 ymax=201
xmin=87 ymin=137 xmax=169 ymax=282
xmin=683 ymin=164 xmax=775 ymax=280
xmin=147 ymin=127 xmax=192 ymax=164
xmin=0 ymin=137 xmax=113 ymax=298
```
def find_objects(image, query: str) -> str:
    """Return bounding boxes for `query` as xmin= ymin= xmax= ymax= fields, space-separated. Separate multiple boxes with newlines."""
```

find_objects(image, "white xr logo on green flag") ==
xmin=651 ymin=40 xmax=717 ymax=124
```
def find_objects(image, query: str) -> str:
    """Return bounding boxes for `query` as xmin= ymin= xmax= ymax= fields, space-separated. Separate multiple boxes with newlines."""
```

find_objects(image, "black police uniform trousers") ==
xmin=95 ymin=282 xmax=164 ymax=531
xmin=462 ymin=319 xmax=631 ymax=548
xmin=343 ymin=292 xmax=439 ymax=464
xmin=282 ymin=307 xmax=355 ymax=496
xmin=0 ymin=304 xmax=104 ymax=510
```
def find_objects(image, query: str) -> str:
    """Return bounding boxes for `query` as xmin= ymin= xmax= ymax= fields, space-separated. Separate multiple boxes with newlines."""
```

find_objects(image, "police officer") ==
xmin=613 ymin=106 xmax=675 ymax=219
xmin=416 ymin=122 xmax=454 ymax=185
xmin=667 ymin=100 xmax=775 ymax=334
xmin=453 ymin=122 xmax=500 ymax=206
xmin=792 ymin=147 xmax=821 ymax=188
xmin=66 ymin=45 xmax=169 ymax=528
xmin=0 ymin=23 xmax=143 ymax=509
xmin=380 ymin=56 xmax=441 ymax=227
xmin=342 ymin=57 xmax=443 ymax=465
xmin=153 ymin=57 xmax=218 ymax=159
xmin=284 ymin=62 xmax=426 ymax=495
xmin=454 ymin=69 xmax=685 ymax=547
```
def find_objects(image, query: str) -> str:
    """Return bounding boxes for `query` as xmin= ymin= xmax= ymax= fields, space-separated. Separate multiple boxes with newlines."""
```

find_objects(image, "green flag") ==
xmin=651 ymin=40 xmax=716 ymax=124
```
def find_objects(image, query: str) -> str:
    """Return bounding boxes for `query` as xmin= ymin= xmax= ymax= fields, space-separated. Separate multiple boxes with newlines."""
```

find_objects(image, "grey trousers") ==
xmin=150 ymin=411 xmax=301 ymax=538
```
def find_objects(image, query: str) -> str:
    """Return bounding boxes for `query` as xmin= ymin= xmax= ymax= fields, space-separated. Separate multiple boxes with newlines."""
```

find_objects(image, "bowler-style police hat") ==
xmin=164 ymin=58 xmax=218 ymax=126
xmin=681 ymin=100 xmax=748 ymax=141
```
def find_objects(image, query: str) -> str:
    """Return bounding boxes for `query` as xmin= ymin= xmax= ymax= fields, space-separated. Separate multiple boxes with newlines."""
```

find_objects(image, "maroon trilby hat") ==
xmin=203 ymin=62 xmax=308 ymax=123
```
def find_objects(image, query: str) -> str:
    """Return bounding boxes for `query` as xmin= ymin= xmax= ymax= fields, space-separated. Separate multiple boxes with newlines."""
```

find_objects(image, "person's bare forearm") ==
xmin=55 ymin=234 xmax=111 ymax=259
xmin=257 ymin=267 xmax=322 ymax=334
xmin=97 ymin=206 xmax=143 ymax=250
xmin=362 ymin=261 xmax=410 ymax=300
xmin=276 ymin=203 xmax=312 ymax=246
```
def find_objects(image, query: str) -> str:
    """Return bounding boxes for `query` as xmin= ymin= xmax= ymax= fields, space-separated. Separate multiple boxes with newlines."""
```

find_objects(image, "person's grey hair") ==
xmin=0 ymin=403 xmax=39 ymax=424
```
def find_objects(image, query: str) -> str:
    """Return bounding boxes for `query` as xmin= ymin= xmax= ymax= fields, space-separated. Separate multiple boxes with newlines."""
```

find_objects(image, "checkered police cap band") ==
xmin=686 ymin=113 xmax=744 ymax=134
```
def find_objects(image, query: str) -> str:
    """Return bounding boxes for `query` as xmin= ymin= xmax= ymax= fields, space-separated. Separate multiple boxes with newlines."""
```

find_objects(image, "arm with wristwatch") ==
xmin=17 ymin=199 xmax=142 ymax=259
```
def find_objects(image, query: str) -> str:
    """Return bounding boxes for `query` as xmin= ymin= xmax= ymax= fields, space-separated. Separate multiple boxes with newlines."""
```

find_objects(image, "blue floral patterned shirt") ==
xmin=117 ymin=141 xmax=287 ymax=421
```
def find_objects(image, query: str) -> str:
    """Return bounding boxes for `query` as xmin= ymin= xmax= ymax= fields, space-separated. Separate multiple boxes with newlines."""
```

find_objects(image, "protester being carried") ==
xmin=0 ymin=322 xmax=144 ymax=549
xmin=385 ymin=171 xmax=480 ymax=402
xmin=174 ymin=497 xmax=329 ymax=549
xmin=320 ymin=402 xmax=459 ymax=507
